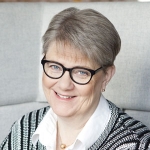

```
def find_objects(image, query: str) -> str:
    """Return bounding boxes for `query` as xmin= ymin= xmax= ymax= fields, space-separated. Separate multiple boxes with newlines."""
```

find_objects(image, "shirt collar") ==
xmin=32 ymin=95 xmax=111 ymax=149
xmin=32 ymin=109 xmax=57 ymax=148
xmin=76 ymin=94 xmax=111 ymax=149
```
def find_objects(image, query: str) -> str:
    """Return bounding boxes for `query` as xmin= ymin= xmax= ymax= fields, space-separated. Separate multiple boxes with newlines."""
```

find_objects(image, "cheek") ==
xmin=90 ymin=76 xmax=105 ymax=97
xmin=95 ymin=72 xmax=106 ymax=89
xmin=78 ymin=83 xmax=94 ymax=100
xmin=42 ymin=73 xmax=56 ymax=92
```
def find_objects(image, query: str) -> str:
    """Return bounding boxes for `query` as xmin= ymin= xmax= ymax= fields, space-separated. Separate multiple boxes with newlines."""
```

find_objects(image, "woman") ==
xmin=1 ymin=7 xmax=150 ymax=150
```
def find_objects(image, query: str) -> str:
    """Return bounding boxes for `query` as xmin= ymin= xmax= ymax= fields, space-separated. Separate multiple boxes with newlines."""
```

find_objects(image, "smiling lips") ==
xmin=56 ymin=92 xmax=75 ymax=99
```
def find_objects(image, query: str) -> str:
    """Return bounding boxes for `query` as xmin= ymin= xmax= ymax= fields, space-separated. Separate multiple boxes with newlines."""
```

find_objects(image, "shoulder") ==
xmin=19 ymin=106 xmax=50 ymax=126
xmin=0 ymin=106 xmax=50 ymax=149
xmin=90 ymin=101 xmax=150 ymax=149
xmin=105 ymin=101 xmax=150 ymax=149
xmin=14 ymin=106 xmax=50 ymax=132
xmin=115 ymin=110 xmax=150 ymax=149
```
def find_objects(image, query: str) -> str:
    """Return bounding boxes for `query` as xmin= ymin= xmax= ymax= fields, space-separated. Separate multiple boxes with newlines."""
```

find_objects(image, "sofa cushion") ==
xmin=0 ymin=3 xmax=42 ymax=106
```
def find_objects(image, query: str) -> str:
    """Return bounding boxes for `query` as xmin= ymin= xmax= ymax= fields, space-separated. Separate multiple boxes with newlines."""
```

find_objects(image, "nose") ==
xmin=57 ymin=71 xmax=74 ymax=90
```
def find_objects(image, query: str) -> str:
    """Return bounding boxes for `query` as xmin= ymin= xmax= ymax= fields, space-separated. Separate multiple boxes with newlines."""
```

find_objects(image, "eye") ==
xmin=78 ymin=70 xmax=89 ymax=76
xmin=46 ymin=63 xmax=62 ymax=72
xmin=73 ymin=69 xmax=91 ymax=77
xmin=51 ymin=65 xmax=60 ymax=70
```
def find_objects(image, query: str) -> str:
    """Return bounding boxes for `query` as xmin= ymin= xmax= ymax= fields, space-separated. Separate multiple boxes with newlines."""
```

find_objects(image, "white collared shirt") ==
xmin=32 ymin=95 xmax=111 ymax=150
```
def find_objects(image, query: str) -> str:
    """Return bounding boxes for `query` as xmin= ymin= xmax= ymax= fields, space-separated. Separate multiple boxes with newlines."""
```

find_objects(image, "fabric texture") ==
xmin=1 ymin=101 xmax=150 ymax=150
xmin=0 ymin=102 xmax=48 ymax=144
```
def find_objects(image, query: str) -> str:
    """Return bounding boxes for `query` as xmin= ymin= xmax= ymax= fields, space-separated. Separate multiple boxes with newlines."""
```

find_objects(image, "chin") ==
xmin=52 ymin=106 xmax=75 ymax=118
xmin=47 ymin=99 xmax=75 ymax=118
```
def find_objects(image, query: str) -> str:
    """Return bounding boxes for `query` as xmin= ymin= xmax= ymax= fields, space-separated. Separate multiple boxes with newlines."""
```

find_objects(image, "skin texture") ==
xmin=42 ymin=41 xmax=115 ymax=148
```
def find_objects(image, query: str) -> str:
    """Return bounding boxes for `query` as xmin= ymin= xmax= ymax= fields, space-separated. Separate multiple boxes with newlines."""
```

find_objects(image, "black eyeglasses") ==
xmin=41 ymin=57 xmax=103 ymax=85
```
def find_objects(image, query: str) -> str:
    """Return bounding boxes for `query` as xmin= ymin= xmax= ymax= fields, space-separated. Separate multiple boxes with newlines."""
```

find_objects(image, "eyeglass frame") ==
xmin=41 ymin=56 xmax=103 ymax=85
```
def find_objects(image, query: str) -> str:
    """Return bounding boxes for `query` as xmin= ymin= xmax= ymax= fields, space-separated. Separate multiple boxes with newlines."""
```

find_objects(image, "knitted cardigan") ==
xmin=1 ymin=101 xmax=150 ymax=150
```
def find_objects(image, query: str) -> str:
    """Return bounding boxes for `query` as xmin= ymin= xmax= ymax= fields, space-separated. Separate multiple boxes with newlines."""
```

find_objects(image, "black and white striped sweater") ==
xmin=1 ymin=101 xmax=150 ymax=150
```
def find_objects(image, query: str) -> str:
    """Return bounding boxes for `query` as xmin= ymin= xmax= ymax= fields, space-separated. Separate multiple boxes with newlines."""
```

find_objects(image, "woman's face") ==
xmin=42 ymin=42 xmax=114 ymax=119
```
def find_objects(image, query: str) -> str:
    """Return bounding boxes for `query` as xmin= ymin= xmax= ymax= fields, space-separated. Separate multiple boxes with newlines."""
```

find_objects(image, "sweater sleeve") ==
xmin=0 ymin=113 xmax=39 ymax=149
xmin=0 ymin=136 xmax=9 ymax=150
xmin=0 ymin=115 xmax=40 ymax=150
xmin=0 ymin=122 xmax=15 ymax=150
xmin=0 ymin=107 xmax=49 ymax=150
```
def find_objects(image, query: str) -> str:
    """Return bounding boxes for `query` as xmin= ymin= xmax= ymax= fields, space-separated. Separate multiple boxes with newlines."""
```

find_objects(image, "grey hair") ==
xmin=42 ymin=7 xmax=121 ymax=69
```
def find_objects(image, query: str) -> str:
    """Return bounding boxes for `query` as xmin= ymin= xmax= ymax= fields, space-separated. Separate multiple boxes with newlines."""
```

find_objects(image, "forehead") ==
xmin=46 ymin=42 xmax=98 ymax=68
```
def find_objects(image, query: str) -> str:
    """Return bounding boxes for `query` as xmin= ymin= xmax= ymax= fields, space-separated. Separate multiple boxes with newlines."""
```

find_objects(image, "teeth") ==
xmin=57 ymin=93 xmax=73 ymax=99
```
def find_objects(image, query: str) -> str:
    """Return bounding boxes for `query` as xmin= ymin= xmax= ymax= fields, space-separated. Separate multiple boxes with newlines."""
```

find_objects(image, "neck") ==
xmin=58 ymin=116 xmax=85 ymax=139
xmin=56 ymin=113 xmax=90 ymax=150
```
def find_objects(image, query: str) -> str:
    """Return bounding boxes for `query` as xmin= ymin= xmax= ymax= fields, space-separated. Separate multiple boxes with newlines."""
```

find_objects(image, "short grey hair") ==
xmin=42 ymin=7 xmax=121 ymax=69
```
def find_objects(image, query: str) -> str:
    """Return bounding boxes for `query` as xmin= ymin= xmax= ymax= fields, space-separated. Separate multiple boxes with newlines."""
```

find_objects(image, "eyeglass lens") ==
xmin=44 ymin=62 xmax=92 ymax=84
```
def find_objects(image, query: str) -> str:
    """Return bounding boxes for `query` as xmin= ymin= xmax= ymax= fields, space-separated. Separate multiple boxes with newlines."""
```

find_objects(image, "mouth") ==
xmin=55 ymin=92 xmax=76 ymax=100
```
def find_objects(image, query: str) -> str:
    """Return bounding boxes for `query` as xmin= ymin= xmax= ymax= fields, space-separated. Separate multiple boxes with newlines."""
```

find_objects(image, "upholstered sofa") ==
xmin=0 ymin=2 xmax=150 ymax=144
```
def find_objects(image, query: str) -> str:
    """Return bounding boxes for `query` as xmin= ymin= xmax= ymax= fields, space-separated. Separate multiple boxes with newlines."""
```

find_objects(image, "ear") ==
xmin=102 ymin=65 xmax=115 ymax=92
